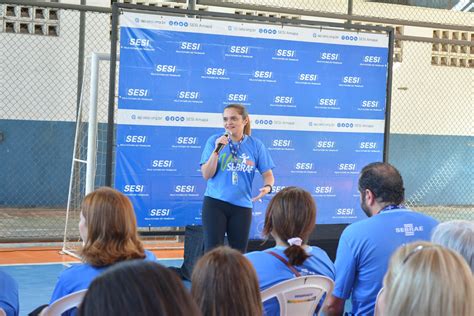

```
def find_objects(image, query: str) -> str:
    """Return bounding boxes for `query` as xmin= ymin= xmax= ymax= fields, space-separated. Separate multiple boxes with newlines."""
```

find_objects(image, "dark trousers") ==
xmin=202 ymin=196 xmax=252 ymax=253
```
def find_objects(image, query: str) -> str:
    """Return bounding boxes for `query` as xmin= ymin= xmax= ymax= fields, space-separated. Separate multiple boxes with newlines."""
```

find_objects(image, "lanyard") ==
xmin=228 ymin=135 xmax=244 ymax=165
xmin=379 ymin=204 xmax=404 ymax=214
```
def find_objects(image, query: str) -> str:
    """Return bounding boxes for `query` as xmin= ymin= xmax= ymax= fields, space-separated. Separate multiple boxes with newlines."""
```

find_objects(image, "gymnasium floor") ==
xmin=0 ymin=245 xmax=184 ymax=315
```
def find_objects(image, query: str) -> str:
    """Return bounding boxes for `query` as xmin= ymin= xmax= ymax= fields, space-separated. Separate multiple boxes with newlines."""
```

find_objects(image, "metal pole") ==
xmin=384 ymin=28 xmax=395 ymax=163
xmin=76 ymin=0 xmax=86 ymax=117
xmin=85 ymin=53 xmax=100 ymax=195
xmin=347 ymin=0 xmax=353 ymax=25
xmin=187 ymin=0 xmax=196 ymax=11
xmin=105 ymin=4 xmax=119 ymax=187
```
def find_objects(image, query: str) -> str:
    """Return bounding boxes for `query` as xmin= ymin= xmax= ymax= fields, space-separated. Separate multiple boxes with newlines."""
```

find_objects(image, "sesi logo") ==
xmin=174 ymin=185 xmax=196 ymax=193
xmin=338 ymin=163 xmax=356 ymax=171
xmin=295 ymin=163 xmax=313 ymax=170
xmin=254 ymin=71 xmax=273 ymax=79
xmin=150 ymin=209 xmax=171 ymax=216
xmin=274 ymin=96 xmax=293 ymax=104
xmin=156 ymin=65 xmax=176 ymax=73
xmin=359 ymin=142 xmax=377 ymax=149
xmin=361 ymin=100 xmax=379 ymax=108
xmin=125 ymin=135 xmax=147 ymax=143
xmin=227 ymin=94 xmax=248 ymax=102
xmin=177 ymin=137 xmax=197 ymax=145
xmin=123 ymin=185 xmax=144 ymax=193
xmin=299 ymin=74 xmax=318 ymax=81
xmin=343 ymin=76 xmax=361 ymax=84
xmin=127 ymin=89 xmax=149 ymax=97
xmin=336 ymin=208 xmax=354 ymax=215
xmin=178 ymin=91 xmax=199 ymax=99
xmin=129 ymin=38 xmax=150 ymax=47
xmin=229 ymin=46 xmax=249 ymax=54
xmin=319 ymin=98 xmax=337 ymax=106
xmin=363 ymin=56 xmax=382 ymax=63
xmin=151 ymin=160 xmax=173 ymax=168
xmin=272 ymin=139 xmax=291 ymax=147
xmin=314 ymin=186 xmax=333 ymax=194
xmin=205 ymin=68 xmax=226 ymax=76
xmin=320 ymin=53 xmax=339 ymax=60
xmin=317 ymin=141 xmax=335 ymax=148
xmin=275 ymin=49 xmax=295 ymax=57
xmin=180 ymin=42 xmax=201 ymax=50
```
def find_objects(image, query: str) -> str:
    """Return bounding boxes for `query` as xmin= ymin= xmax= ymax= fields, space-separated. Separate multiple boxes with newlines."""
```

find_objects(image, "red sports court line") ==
xmin=0 ymin=245 xmax=184 ymax=265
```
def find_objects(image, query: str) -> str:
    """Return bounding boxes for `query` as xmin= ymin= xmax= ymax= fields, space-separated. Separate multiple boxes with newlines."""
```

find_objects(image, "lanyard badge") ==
xmin=228 ymin=136 xmax=244 ymax=186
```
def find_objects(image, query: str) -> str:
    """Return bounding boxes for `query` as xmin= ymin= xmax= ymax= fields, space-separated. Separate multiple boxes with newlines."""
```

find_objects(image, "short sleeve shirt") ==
xmin=246 ymin=246 xmax=335 ymax=316
xmin=50 ymin=250 xmax=157 ymax=316
xmin=333 ymin=209 xmax=438 ymax=315
xmin=200 ymin=134 xmax=274 ymax=208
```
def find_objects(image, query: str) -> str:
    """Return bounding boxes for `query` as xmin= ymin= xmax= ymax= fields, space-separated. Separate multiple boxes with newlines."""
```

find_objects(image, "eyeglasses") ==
xmin=402 ymin=244 xmax=435 ymax=264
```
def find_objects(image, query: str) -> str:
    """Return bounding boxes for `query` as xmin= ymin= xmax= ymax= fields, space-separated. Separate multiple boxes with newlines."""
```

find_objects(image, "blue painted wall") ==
xmin=0 ymin=120 xmax=74 ymax=207
xmin=0 ymin=120 xmax=472 ymax=206
xmin=388 ymin=133 xmax=473 ymax=205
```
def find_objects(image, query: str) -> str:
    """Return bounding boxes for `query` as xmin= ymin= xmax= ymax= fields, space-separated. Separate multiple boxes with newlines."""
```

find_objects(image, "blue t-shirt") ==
xmin=333 ymin=208 xmax=438 ymax=315
xmin=246 ymin=246 xmax=335 ymax=316
xmin=50 ymin=250 xmax=156 ymax=316
xmin=0 ymin=270 xmax=19 ymax=316
xmin=200 ymin=134 xmax=274 ymax=208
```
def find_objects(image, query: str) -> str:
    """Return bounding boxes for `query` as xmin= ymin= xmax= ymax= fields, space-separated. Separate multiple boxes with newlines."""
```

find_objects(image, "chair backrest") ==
xmin=261 ymin=275 xmax=334 ymax=316
xmin=0 ymin=307 xmax=6 ymax=316
xmin=40 ymin=289 xmax=88 ymax=316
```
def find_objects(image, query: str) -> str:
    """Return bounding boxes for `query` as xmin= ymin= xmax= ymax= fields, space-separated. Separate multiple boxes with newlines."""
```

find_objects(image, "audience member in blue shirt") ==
xmin=49 ymin=187 xmax=157 ymax=316
xmin=326 ymin=162 xmax=438 ymax=316
xmin=78 ymin=260 xmax=200 ymax=316
xmin=0 ymin=270 xmax=19 ymax=316
xmin=246 ymin=186 xmax=335 ymax=316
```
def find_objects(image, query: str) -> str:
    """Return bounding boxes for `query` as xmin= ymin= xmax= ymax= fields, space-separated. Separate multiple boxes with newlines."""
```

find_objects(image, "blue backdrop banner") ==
xmin=116 ymin=12 xmax=390 ymax=238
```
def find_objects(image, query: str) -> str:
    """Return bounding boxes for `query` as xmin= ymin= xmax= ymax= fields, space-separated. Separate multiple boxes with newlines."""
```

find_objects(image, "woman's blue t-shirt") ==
xmin=200 ymin=134 xmax=274 ymax=208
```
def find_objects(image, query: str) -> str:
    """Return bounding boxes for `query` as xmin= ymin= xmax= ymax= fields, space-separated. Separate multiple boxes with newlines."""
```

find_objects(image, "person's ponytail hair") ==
xmin=263 ymin=186 xmax=316 ymax=266
xmin=225 ymin=104 xmax=251 ymax=135
xmin=285 ymin=244 xmax=310 ymax=266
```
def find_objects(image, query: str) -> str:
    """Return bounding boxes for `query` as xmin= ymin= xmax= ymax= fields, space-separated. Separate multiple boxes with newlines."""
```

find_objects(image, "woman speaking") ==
xmin=200 ymin=104 xmax=275 ymax=253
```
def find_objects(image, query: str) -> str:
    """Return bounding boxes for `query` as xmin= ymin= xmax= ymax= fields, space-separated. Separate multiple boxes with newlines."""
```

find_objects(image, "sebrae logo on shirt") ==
xmin=395 ymin=223 xmax=424 ymax=236
xmin=219 ymin=153 xmax=255 ymax=173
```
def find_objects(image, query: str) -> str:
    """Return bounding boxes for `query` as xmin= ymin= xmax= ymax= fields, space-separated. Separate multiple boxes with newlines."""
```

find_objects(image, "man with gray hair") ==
xmin=431 ymin=220 xmax=474 ymax=272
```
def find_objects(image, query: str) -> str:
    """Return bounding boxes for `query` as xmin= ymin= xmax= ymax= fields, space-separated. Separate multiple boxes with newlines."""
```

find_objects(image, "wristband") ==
xmin=264 ymin=184 xmax=273 ymax=193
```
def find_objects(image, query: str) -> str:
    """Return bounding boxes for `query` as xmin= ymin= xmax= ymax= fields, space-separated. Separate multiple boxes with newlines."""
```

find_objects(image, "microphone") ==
xmin=214 ymin=130 xmax=231 ymax=154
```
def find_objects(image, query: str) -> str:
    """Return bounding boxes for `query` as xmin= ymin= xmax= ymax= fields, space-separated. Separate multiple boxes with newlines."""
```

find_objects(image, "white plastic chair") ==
xmin=39 ymin=289 xmax=87 ymax=316
xmin=0 ymin=307 xmax=6 ymax=316
xmin=261 ymin=275 xmax=334 ymax=316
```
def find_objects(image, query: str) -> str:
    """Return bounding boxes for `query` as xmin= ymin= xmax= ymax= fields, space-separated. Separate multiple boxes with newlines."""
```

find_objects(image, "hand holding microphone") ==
xmin=214 ymin=130 xmax=231 ymax=154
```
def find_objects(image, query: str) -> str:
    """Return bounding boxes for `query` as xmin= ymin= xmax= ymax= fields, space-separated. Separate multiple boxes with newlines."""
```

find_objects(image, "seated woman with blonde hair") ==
xmin=50 ymin=187 xmax=156 ymax=315
xmin=380 ymin=241 xmax=473 ymax=316
xmin=245 ymin=186 xmax=335 ymax=316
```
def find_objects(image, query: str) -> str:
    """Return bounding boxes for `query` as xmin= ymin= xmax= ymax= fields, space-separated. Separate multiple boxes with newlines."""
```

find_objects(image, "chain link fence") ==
xmin=388 ymin=39 xmax=473 ymax=221
xmin=0 ymin=2 xmax=112 ymax=241
xmin=209 ymin=0 xmax=472 ymax=26
xmin=0 ymin=0 xmax=472 ymax=241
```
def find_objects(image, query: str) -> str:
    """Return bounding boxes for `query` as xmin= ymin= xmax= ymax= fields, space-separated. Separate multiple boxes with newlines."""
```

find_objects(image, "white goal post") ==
xmin=62 ymin=52 xmax=112 ymax=258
